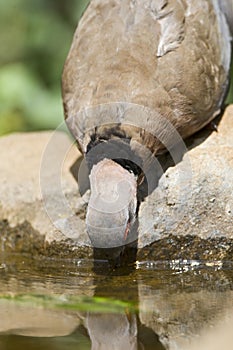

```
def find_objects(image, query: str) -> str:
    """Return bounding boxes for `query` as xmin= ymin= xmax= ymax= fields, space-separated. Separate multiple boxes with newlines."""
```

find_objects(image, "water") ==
xmin=0 ymin=253 xmax=233 ymax=350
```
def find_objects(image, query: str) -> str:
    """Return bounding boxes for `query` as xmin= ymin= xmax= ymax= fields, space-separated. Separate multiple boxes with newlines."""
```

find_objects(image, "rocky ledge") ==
xmin=0 ymin=105 xmax=233 ymax=261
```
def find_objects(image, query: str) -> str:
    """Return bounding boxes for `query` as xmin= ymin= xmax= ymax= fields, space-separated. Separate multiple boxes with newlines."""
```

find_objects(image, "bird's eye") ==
xmin=128 ymin=168 xmax=134 ymax=174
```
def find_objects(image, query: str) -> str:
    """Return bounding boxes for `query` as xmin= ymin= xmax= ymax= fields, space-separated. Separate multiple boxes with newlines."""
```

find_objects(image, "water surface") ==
xmin=0 ymin=253 xmax=233 ymax=350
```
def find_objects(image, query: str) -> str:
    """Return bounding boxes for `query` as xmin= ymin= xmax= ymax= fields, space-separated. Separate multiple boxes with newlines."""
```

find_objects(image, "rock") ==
xmin=0 ymin=106 xmax=233 ymax=259
xmin=137 ymin=105 xmax=233 ymax=258
xmin=0 ymin=131 xmax=91 ymax=257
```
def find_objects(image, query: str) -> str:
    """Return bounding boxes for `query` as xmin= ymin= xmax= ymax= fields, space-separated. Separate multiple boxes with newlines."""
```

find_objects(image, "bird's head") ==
xmin=86 ymin=159 xmax=137 ymax=248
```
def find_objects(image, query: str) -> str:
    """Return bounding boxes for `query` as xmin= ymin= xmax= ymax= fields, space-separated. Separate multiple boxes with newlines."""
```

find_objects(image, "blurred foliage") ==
xmin=0 ymin=0 xmax=89 ymax=135
xmin=0 ymin=293 xmax=136 ymax=313
xmin=0 ymin=0 xmax=232 ymax=136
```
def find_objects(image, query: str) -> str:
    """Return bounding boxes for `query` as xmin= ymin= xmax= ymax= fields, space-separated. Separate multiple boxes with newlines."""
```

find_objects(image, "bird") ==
xmin=62 ymin=0 xmax=232 ymax=250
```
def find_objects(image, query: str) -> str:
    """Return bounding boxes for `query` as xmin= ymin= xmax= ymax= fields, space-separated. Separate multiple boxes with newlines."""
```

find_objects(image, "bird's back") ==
xmin=62 ymin=0 xmax=231 ymax=156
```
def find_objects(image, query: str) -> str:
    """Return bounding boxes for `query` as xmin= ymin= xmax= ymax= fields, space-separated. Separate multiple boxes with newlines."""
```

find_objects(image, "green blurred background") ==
xmin=0 ymin=0 xmax=232 ymax=136
xmin=0 ymin=0 xmax=89 ymax=135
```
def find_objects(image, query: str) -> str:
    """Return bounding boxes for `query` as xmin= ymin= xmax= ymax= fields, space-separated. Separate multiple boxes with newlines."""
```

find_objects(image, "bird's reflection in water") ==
xmin=93 ymin=242 xmax=138 ymax=271
xmin=85 ymin=312 xmax=165 ymax=350
xmin=79 ymin=253 xmax=166 ymax=350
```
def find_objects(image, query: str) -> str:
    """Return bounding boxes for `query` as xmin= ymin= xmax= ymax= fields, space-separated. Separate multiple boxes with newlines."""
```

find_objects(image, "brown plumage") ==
xmin=62 ymin=0 xmax=232 ymax=249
